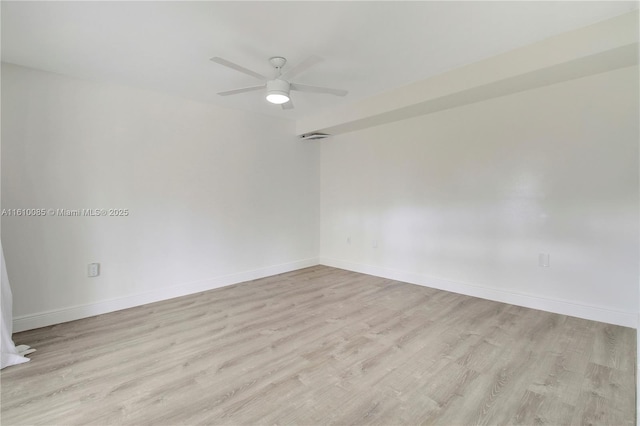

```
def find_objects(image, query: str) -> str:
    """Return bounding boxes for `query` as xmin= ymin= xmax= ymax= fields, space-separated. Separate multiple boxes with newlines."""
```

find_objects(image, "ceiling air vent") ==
xmin=300 ymin=132 xmax=331 ymax=141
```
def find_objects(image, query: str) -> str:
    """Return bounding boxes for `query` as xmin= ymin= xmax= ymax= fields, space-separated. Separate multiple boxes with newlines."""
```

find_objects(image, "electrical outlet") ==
xmin=88 ymin=263 xmax=100 ymax=277
xmin=347 ymin=237 xmax=351 ymax=244
xmin=372 ymin=240 xmax=378 ymax=248
xmin=538 ymin=253 xmax=550 ymax=267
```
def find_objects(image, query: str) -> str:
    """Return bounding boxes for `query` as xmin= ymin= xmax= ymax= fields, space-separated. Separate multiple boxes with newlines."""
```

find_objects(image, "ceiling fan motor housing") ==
xmin=267 ymin=79 xmax=290 ymax=94
xmin=266 ymin=79 xmax=291 ymax=104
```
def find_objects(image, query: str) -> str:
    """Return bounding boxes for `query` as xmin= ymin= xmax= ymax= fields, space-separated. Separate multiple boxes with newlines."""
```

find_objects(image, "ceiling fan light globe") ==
xmin=266 ymin=79 xmax=291 ymax=104
xmin=266 ymin=92 xmax=290 ymax=104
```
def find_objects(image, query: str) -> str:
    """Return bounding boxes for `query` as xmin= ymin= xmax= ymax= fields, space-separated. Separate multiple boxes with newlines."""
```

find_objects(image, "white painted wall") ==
xmin=3 ymin=61 xmax=638 ymax=332
xmin=1 ymin=63 xmax=319 ymax=330
xmin=320 ymin=66 xmax=639 ymax=327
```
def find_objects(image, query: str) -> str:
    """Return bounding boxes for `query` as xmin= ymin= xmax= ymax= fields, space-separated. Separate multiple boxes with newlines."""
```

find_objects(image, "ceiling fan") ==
xmin=210 ymin=56 xmax=348 ymax=110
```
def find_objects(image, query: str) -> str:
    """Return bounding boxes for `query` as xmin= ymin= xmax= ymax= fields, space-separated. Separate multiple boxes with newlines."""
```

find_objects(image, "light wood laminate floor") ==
xmin=1 ymin=266 xmax=636 ymax=425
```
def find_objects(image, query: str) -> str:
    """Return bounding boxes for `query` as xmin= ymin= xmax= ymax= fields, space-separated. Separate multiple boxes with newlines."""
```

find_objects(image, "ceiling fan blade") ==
xmin=210 ymin=57 xmax=267 ymax=81
xmin=290 ymin=83 xmax=348 ymax=97
xmin=217 ymin=84 xmax=265 ymax=96
xmin=281 ymin=99 xmax=294 ymax=110
xmin=281 ymin=55 xmax=323 ymax=80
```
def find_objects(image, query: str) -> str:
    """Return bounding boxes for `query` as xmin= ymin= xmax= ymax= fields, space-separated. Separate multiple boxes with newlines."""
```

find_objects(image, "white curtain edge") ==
xmin=1 ymin=240 xmax=31 ymax=369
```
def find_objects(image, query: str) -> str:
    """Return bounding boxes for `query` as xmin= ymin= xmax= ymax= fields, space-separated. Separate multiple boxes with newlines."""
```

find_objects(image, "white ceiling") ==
xmin=2 ymin=1 xmax=637 ymax=120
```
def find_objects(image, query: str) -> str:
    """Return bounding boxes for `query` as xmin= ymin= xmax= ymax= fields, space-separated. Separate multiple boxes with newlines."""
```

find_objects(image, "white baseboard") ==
xmin=319 ymin=257 xmax=638 ymax=329
xmin=13 ymin=258 xmax=319 ymax=332
xmin=14 ymin=257 xmax=637 ymax=332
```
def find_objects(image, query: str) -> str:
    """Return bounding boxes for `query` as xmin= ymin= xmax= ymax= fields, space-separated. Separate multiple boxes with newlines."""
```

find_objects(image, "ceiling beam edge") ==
xmin=296 ymin=10 xmax=639 ymax=138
